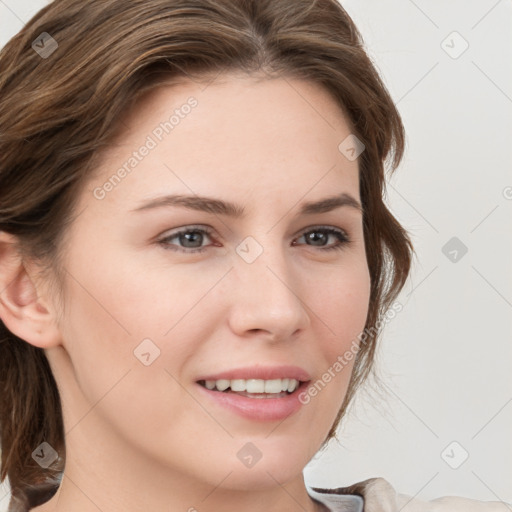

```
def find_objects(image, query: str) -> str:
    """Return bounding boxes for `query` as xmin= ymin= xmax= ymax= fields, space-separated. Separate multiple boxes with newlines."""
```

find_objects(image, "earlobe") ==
xmin=0 ymin=231 xmax=61 ymax=349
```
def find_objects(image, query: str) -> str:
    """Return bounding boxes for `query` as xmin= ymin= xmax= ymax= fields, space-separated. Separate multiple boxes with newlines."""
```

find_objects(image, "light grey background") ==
xmin=1 ymin=0 xmax=511 ymax=509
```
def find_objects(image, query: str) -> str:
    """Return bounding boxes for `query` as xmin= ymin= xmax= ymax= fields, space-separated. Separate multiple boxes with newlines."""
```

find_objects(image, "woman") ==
xmin=0 ymin=1 xmax=507 ymax=511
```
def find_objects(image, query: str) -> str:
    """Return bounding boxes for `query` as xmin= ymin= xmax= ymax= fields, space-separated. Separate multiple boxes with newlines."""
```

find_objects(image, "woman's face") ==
xmin=45 ymin=73 xmax=371 ymax=494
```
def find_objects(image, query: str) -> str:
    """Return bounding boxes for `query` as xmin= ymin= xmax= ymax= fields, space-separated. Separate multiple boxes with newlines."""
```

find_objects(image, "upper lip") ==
xmin=196 ymin=365 xmax=312 ymax=382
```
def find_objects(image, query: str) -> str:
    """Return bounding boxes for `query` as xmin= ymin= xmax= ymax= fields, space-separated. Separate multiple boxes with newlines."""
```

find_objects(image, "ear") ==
xmin=0 ymin=231 xmax=62 ymax=348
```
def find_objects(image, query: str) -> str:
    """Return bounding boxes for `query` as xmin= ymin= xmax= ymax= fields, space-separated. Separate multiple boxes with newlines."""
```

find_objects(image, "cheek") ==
xmin=57 ymin=280 xmax=135 ymax=406
xmin=58 ymin=253 xmax=221 ymax=397
xmin=301 ymin=260 xmax=370 ymax=410
xmin=57 ymin=274 xmax=205 ymax=446
xmin=315 ymin=261 xmax=371 ymax=346
xmin=98 ymin=252 xmax=232 ymax=341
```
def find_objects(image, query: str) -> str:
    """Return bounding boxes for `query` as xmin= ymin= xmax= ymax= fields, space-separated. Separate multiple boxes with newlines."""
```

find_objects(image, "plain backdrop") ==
xmin=1 ymin=0 xmax=511 ymax=510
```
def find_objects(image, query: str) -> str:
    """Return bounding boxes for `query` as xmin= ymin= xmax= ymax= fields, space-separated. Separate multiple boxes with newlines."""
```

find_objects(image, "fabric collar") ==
xmin=307 ymin=486 xmax=364 ymax=512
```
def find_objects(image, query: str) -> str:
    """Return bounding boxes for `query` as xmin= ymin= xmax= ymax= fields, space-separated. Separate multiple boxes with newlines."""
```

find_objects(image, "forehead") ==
xmin=80 ymin=73 xmax=360 ymax=215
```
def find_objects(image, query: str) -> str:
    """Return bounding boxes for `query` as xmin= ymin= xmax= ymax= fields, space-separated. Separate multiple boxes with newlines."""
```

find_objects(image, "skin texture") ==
xmin=0 ymin=74 xmax=371 ymax=512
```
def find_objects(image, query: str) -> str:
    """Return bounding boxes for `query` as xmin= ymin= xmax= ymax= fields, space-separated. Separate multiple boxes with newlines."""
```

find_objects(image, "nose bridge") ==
xmin=228 ymin=234 xmax=310 ymax=338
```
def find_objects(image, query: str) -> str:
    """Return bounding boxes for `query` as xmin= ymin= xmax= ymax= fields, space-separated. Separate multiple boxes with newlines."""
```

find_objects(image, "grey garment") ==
xmin=308 ymin=477 xmax=510 ymax=512
xmin=308 ymin=485 xmax=363 ymax=511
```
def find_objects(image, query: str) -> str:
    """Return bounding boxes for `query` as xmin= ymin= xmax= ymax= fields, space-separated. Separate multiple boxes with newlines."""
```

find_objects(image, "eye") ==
xmin=293 ymin=226 xmax=350 ymax=251
xmin=157 ymin=226 xmax=215 ymax=253
xmin=157 ymin=225 xmax=350 ymax=254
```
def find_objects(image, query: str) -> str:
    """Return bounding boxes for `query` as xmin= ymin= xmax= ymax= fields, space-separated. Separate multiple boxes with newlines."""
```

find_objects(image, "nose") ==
xmin=226 ymin=242 xmax=311 ymax=342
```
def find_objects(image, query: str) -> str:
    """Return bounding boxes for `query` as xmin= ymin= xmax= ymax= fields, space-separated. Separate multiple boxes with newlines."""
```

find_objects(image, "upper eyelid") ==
xmin=159 ymin=223 xmax=348 ymax=235
xmin=158 ymin=224 xmax=349 ymax=244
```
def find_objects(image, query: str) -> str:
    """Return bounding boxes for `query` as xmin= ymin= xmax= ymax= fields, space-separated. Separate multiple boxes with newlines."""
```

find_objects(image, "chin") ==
xmin=218 ymin=438 xmax=311 ymax=490
xmin=222 ymin=463 xmax=305 ymax=491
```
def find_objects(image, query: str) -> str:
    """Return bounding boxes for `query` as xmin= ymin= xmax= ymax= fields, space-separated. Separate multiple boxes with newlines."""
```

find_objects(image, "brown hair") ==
xmin=0 ymin=0 xmax=413 ymax=509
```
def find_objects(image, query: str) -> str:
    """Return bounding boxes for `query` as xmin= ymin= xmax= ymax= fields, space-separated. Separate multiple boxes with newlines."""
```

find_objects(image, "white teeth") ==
xmin=202 ymin=378 xmax=300 ymax=394
xmin=246 ymin=379 xmax=265 ymax=393
xmin=287 ymin=379 xmax=297 ymax=392
xmin=215 ymin=379 xmax=230 ymax=391
xmin=264 ymin=379 xmax=282 ymax=393
xmin=230 ymin=379 xmax=245 ymax=392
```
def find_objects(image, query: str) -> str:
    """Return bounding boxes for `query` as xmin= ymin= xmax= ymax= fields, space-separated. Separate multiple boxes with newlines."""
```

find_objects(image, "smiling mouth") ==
xmin=197 ymin=378 xmax=306 ymax=398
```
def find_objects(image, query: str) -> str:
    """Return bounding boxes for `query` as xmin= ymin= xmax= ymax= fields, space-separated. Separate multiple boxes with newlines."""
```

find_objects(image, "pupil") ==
xmin=180 ymin=231 xmax=203 ymax=248
xmin=307 ymin=231 xmax=326 ymax=246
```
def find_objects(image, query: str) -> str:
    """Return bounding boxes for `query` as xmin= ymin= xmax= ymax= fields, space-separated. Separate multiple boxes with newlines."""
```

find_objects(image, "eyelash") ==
xmin=157 ymin=225 xmax=351 ymax=254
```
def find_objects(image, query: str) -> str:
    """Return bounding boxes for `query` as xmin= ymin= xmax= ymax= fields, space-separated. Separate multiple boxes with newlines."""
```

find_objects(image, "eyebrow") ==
xmin=130 ymin=192 xmax=362 ymax=217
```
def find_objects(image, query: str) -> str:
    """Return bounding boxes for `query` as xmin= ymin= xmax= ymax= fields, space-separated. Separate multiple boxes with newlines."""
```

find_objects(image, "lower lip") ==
xmin=195 ymin=381 xmax=310 ymax=421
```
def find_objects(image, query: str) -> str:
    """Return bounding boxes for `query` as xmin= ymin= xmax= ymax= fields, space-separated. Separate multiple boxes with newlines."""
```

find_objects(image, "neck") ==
xmin=31 ymin=413 xmax=323 ymax=512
